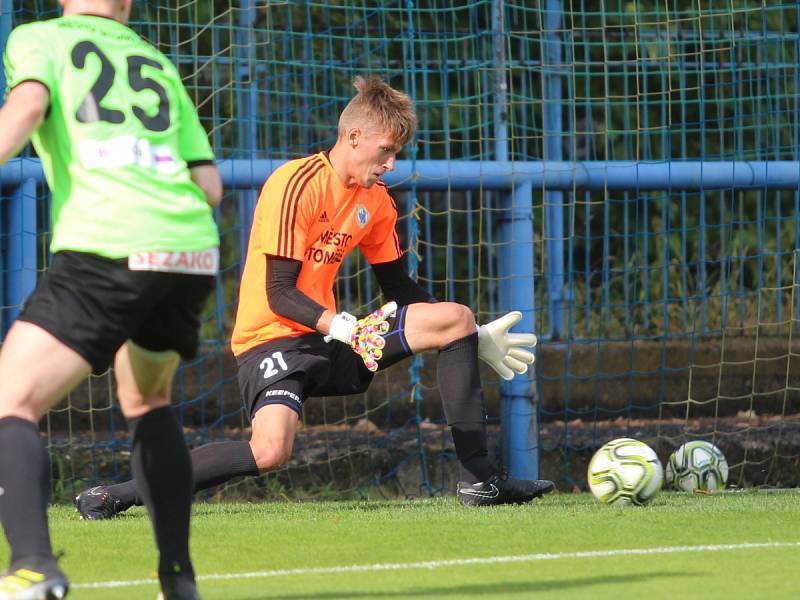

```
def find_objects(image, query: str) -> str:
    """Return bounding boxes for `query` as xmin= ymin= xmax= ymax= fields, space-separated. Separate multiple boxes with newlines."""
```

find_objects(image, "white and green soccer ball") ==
xmin=588 ymin=438 xmax=663 ymax=505
xmin=666 ymin=440 xmax=728 ymax=493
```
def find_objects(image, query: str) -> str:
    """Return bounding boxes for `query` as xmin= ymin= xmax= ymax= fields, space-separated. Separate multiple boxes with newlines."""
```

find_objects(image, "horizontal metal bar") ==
xmin=3 ymin=158 xmax=799 ymax=192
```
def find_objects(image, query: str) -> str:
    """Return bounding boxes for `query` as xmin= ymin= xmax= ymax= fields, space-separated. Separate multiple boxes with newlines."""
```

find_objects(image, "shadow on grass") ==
xmin=234 ymin=571 xmax=695 ymax=599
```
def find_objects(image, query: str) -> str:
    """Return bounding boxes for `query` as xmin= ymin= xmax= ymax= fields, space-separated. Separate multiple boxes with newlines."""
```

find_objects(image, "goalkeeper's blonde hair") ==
xmin=338 ymin=76 xmax=417 ymax=146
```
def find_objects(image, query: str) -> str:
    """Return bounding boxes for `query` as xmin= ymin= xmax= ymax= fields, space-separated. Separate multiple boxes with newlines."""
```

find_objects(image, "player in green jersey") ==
xmin=0 ymin=1 xmax=221 ymax=599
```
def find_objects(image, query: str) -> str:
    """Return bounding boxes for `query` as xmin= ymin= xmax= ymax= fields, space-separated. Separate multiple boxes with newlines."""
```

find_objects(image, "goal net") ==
xmin=1 ymin=0 xmax=797 ymax=499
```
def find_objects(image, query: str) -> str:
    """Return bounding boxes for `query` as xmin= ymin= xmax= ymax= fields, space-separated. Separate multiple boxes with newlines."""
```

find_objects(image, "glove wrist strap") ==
xmin=329 ymin=312 xmax=356 ymax=344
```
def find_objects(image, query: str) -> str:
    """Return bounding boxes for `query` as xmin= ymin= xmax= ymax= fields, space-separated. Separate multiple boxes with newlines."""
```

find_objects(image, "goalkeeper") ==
xmin=76 ymin=75 xmax=553 ymax=520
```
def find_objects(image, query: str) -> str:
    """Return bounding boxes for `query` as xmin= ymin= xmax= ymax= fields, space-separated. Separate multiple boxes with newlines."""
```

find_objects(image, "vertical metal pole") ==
xmin=3 ymin=178 xmax=37 ymax=336
xmin=494 ymin=0 xmax=538 ymax=478
xmin=0 ymin=0 xmax=13 ymax=333
xmin=494 ymin=0 xmax=511 ymax=467
xmin=404 ymin=0 xmax=433 ymax=496
xmin=543 ymin=0 xmax=565 ymax=339
xmin=1 ymin=8 xmax=36 ymax=336
xmin=504 ymin=182 xmax=538 ymax=479
xmin=235 ymin=0 xmax=258 ymax=265
xmin=492 ymin=0 xmax=509 ymax=164
xmin=0 ymin=0 xmax=12 ymax=96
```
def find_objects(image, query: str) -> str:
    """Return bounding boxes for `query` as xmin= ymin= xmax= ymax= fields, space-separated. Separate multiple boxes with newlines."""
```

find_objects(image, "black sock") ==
xmin=190 ymin=441 xmax=260 ymax=489
xmin=130 ymin=407 xmax=194 ymax=579
xmin=107 ymin=440 xmax=259 ymax=509
xmin=0 ymin=417 xmax=54 ymax=569
xmin=437 ymin=332 xmax=494 ymax=484
xmin=104 ymin=478 xmax=140 ymax=510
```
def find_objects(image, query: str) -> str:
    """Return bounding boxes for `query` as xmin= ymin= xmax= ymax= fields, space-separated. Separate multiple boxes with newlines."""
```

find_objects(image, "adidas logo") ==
xmin=319 ymin=211 xmax=329 ymax=222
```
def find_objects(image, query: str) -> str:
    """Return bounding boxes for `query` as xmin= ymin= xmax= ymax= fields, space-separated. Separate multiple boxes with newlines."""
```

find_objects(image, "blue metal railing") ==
xmin=9 ymin=160 xmax=797 ymax=191
xmin=3 ymin=158 xmax=799 ymax=341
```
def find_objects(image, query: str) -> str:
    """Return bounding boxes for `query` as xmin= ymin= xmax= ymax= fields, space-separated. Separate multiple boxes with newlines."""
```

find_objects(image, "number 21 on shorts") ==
xmin=259 ymin=352 xmax=288 ymax=380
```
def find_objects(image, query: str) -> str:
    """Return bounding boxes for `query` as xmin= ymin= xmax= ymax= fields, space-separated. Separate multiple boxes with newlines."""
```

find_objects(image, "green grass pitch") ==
xmin=1 ymin=491 xmax=798 ymax=599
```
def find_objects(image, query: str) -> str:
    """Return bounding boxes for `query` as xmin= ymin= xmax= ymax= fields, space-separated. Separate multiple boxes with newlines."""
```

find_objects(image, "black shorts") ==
xmin=18 ymin=251 xmax=215 ymax=374
xmin=237 ymin=304 xmax=413 ymax=419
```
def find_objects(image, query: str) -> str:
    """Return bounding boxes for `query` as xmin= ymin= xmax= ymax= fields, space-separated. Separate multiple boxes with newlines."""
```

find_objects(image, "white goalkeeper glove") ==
xmin=326 ymin=301 xmax=398 ymax=372
xmin=477 ymin=311 xmax=537 ymax=381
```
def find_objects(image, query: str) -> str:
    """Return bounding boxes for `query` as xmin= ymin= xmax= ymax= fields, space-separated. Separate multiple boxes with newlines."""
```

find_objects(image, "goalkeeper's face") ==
xmin=350 ymin=129 xmax=400 ymax=188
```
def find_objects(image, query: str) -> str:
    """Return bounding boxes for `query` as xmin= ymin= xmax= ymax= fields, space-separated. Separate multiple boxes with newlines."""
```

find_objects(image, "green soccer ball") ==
xmin=666 ymin=440 xmax=728 ymax=493
xmin=588 ymin=438 xmax=663 ymax=505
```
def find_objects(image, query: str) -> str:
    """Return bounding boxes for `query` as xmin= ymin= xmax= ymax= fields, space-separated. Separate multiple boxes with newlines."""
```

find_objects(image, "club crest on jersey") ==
xmin=356 ymin=204 xmax=370 ymax=228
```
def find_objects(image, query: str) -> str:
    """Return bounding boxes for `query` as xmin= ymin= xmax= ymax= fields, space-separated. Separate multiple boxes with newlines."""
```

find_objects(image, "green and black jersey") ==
xmin=3 ymin=14 xmax=219 ymax=257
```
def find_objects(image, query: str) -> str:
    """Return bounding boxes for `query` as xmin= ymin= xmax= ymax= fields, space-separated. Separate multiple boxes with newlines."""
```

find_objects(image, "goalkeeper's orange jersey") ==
xmin=231 ymin=151 xmax=403 ymax=356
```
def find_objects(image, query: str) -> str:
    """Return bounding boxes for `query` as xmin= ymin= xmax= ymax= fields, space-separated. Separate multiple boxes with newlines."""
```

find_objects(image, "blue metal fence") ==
xmin=1 ymin=1 xmax=799 ymax=493
xmin=3 ymin=155 xmax=800 ymax=484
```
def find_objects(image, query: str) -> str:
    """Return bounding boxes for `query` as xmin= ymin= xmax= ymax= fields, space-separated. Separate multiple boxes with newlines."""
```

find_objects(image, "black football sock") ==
xmin=107 ymin=440 xmax=259 ymax=509
xmin=0 ymin=417 xmax=55 ymax=569
xmin=189 ymin=441 xmax=260 ymax=489
xmin=437 ymin=332 xmax=494 ymax=484
xmin=130 ymin=407 xmax=194 ymax=578
xmin=103 ymin=478 xmax=140 ymax=510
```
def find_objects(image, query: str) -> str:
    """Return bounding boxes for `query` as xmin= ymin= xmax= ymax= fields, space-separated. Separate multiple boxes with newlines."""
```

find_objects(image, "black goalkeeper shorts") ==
xmin=18 ymin=250 xmax=215 ymax=374
xmin=236 ymin=304 xmax=413 ymax=419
